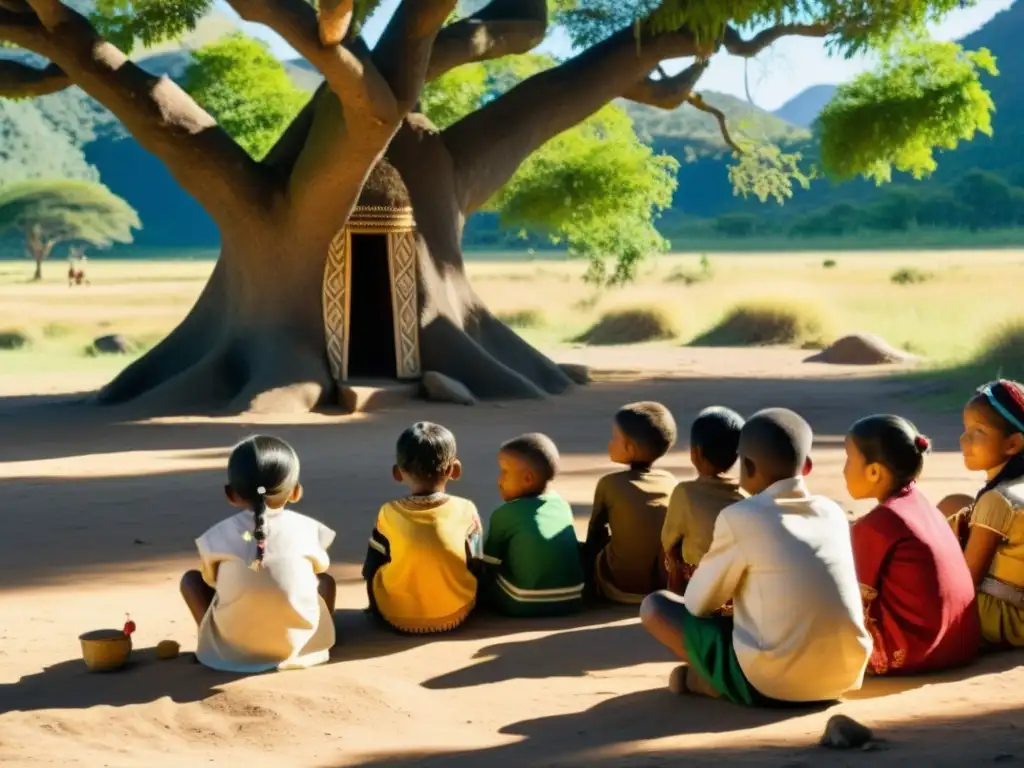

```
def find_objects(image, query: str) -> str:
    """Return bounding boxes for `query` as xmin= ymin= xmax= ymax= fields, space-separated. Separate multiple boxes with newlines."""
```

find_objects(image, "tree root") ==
xmin=476 ymin=310 xmax=573 ymax=395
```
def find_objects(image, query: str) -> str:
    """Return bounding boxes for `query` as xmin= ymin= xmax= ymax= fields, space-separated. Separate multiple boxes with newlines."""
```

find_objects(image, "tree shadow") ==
xmin=331 ymin=604 xmax=639 ymax=665
xmin=0 ymin=645 xmax=245 ymax=714
xmin=344 ymin=687 xmax=827 ymax=768
xmin=420 ymin=621 xmax=660 ymax=690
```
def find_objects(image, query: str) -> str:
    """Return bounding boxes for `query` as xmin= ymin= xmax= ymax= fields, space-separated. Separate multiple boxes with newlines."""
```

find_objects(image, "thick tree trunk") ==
xmin=97 ymin=115 xmax=570 ymax=415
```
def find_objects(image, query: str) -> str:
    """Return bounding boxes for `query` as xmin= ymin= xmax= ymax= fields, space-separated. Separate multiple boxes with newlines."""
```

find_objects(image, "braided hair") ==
xmin=970 ymin=380 xmax=1024 ymax=502
xmin=227 ymin=435 xmax=301 ymax=567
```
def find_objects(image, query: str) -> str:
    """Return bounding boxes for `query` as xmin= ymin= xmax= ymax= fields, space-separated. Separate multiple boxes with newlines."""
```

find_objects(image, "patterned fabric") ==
xmin=852 ymin=485 xmax=979 ymax=675
xmin=363 ymin=494 xmax=481 ymax=634
xmin=481 ymin=493 xmax=584 ymax=617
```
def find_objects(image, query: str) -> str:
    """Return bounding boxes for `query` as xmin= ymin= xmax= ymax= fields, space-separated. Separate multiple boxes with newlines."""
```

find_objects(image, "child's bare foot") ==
xmin=668 ymin=665 xmax=689 ymax=694
xmin=685 ymin=666 xmax=722 ymax=699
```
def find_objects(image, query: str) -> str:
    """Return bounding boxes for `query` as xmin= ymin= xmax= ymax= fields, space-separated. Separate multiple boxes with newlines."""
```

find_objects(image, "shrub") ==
xmin=496 ymin=308 xmax=547 ymax=329
xmin=891 ymin=267 xmax=933 ymax=285
xmin=574 ymin=306 xmax=681 ymax=345
xmin=823 ymin=259 xmax=837 ymax=269
xmin=965 ymin=320 xmax=1024 ymax=379
xmin=691 ymin=299 xmax=833 ymax=348
xmin=0 ymin=328 xmax=31 ymax=350
xmin=664 ymin=267 xmax=712 ymax=286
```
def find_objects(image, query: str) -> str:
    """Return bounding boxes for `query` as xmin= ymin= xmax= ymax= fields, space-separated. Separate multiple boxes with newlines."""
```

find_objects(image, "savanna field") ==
xmin=3 ymin=249 xmax=1024 ymax=768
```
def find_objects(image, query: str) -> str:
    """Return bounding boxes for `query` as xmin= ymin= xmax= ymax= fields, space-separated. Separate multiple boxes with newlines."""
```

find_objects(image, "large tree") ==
xmin=0 ymin=0 xmax=997 ymax=413
xmin=0 ymin=178 xmax=139 ymax=279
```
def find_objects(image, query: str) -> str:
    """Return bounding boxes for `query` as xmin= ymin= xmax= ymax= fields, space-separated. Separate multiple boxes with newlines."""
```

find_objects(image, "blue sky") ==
xmin=224 ymin=0 xmax=1014 ymax=111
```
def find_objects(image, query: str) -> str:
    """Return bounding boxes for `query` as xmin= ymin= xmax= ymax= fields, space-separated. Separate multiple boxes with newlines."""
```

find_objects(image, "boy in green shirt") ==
xmin=480 ymin=433 xmax=585 ymax=617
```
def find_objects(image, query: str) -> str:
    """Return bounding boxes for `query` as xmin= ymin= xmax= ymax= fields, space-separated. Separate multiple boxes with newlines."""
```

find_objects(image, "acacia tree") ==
xmin=0 ymin=178 xmax=139 ymax=279
xmin=0 ymin=0 xmax=997 ymax=413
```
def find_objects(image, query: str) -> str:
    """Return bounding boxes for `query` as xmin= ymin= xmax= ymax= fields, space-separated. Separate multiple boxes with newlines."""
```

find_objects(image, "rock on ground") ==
xmin=91 ymin=334 xmax=134 ymax=355
xmin=805 ymin=333 xmax=916 ymax=365
xmin=820 ymin=714 xmax=874 ymax=749
xmin=421 ymin=371 xmax=477 ymax=405
xmin=558 ymin=363 xmax=591 ymax=385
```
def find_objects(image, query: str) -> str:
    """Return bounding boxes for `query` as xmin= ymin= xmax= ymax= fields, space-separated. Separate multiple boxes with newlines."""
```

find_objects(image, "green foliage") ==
xmin=728 ymin=143 xmax=812 ymax=203
xmin=818 ymin=39 xmax=998 ymax=184
xmin=91 ymin=0 xmax=214 ymax=52
xmin=181 ymin=34 xmax=307 ymax=159
xmin=423 ymin=55 xmax=678 ymax=285
xmin=0 ymin=179 xmax=140 ymax=251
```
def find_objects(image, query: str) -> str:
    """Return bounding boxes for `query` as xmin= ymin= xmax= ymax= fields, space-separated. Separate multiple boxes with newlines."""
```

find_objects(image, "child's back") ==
xmin=364 ymin=422 xmax=481 ymax=634
xmin=585 ymin=402 xmax=678 ymax=603
xmin=592 ymin=467 xmax=676 ymax=599
xmin=368 ymin=494 xmax=481 ymax=633
xmin=485 ymin=490 xmax=584 ymax=616
xmin=197 ymin=507 xmax=335 ymax=671
xmin=687 ymin=480 xmax=870 ymax=701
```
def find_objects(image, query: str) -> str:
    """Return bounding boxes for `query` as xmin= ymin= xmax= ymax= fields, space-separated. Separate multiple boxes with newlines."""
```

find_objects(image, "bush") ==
xmin=665 ymin=267 xmax=712 ymax=286
xmin=690 ymin=299 xmax=833 ymax=348
xmin=823 ymin=259 xmax=837 ymax=269
xmin=574 ymin=306 xmax=681 ymax=345
xmin=891 ymin=267 xmax=933 ymax=285
xmin=966 ymin=320 xmax=1024 ymax=379
xmin=0 ymin=328 xmax=31 ymax=350
xmin=495 ymin=308 xmax=547 ymax=329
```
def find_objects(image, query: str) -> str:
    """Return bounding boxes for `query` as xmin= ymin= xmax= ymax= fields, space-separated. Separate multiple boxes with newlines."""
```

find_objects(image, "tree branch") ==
xmin=317 ymin=0 xmax=351 ymax=46
xmin=624 ymin=60 xmax=709 ymax=110
xmin=685 ymin=93 xmax=742 ymax=153
xmin=224 ymin=0 xmax=397 ymax=125
xmin=426 ymin=0 xmax=547 ymax=81
xmin=0 ymin=59 xmax=70 ymax=96
xmin=443 ymin=23 xmax=699 ymax=214
xmin=372 ymin=0 xmax=458 ymax=114
xmin=6 ymin=2 xmax=275 ymax=227
xmin=722 ymin=22 xmax=832 ymax=57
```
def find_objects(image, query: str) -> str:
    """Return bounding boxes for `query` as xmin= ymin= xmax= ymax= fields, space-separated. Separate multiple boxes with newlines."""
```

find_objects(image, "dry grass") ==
xmin=573 ymin=305 xmax=681 ymax=345
xmin=1 ymin=249 xmax=1023 ymax=376
xmin=690 ymin=299 xmax=833 ymax=349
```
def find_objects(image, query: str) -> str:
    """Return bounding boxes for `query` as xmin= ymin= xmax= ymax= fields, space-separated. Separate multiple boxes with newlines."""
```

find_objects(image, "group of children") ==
xmin=181 ymin=378 xmax=1024 ymax=708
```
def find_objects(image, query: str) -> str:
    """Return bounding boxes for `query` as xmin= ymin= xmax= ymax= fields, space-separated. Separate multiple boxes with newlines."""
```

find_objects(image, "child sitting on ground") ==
xmin=363 ymin=422 xmax=483 ymax=634
xmin=845 ymin=415 xmax=979 ymax=675
xmin=640 ymin=408 xmax=870 ymax=706
xmin=945 ymin=380 xmax=1024 ymax=647
xmin=583 ymin=401 xmax=678 ymax=604
xmin=661 ymin=407 xmax=746 ymax=595
xmin=181 ymin=435 xmax=337 ymax=673
xmin=480 ymin=433 xmax=585 ymax=617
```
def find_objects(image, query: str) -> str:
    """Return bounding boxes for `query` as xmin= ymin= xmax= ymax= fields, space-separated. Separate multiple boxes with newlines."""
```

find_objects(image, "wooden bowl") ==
xmin=79 ymin=629 xmax=132 ymax=672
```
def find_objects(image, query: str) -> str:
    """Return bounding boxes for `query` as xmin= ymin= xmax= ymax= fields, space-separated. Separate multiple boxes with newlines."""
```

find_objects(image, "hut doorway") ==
xmin=347 ymin=233 xmax=397 ymax=378
xmin=322 ymin=204 xmax=421 ymax=386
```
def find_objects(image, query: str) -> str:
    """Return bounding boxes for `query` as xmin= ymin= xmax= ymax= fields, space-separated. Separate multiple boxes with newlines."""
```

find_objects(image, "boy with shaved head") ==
xmin=640 ymin=408 xmax=871 ymax=706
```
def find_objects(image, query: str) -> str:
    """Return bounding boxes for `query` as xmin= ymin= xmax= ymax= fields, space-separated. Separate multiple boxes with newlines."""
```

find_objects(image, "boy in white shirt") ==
xmin=640 ymin=408 xmax=871 ymax=705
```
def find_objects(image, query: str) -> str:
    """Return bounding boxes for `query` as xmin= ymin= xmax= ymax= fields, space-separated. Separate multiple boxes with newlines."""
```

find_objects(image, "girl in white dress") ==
xmin=180 ymin=435 xmax=337 ymax=672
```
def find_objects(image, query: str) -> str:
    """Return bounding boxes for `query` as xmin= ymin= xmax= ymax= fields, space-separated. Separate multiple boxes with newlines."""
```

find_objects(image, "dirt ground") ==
xmin=1 ymin=347 xmax=1022 ymax=767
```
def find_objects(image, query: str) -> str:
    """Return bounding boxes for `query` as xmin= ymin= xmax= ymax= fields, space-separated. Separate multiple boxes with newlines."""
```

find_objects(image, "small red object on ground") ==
xmin=123 ymin=614 xmax=136 ymax=637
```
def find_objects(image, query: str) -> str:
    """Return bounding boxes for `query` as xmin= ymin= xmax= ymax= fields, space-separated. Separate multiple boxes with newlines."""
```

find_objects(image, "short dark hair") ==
xmin=848 ymin=414 xmax=929 ymax=492
xmin=691 ymin=406 xmax=744 ymax=473
xmin=500 ymin=432 xmax=560 ymax=484
xmin=396 ymin=422 xmax=457 ymax=481
xmin=614 ymin=401 xmax=677 ymax=462
xmin=739 ymin=408 xmax=812 ymax=482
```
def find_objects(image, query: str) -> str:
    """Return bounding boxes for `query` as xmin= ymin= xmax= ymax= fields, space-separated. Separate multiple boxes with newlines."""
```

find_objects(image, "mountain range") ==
xmin=2 ymin=2 xmax=1021 ymax=249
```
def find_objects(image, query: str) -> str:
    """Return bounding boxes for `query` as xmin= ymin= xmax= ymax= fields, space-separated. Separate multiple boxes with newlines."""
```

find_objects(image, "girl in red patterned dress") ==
xmin=844 ymin=415 xmax=980 ymax=675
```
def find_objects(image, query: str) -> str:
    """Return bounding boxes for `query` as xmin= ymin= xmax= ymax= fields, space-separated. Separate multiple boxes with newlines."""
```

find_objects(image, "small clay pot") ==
xmin=79 ymin=629 xmax=132 ymax=672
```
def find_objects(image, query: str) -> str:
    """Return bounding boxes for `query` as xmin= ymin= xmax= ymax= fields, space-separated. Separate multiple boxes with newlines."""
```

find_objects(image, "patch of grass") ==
xmin=664 ymin=267 xmax=713 ymax=286
xmin=891 ymin=267 xmax=933 ymax=285
xmin=574 ymin=306 xmax=681 ymax=346
xmin=495 ymin=308 xmax=547 ymax=329
xmin=41 ymin=322 xmax=75 ymax=339
xmin=0 ymin=328 xmax=32 ymax=350
xmin=823 ymin=259 xmax=837 ymax=269
xmin=690 ymin=299 xmax=833 ymax=348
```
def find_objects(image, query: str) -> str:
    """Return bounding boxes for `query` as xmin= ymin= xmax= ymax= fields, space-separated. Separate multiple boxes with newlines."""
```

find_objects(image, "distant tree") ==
xmin=915 ymin=190 xmax=971 ymax=229
xmin=0 ymin=179 xmax=140 ymax=280
xmin=865 ymin=189 xmax=921 ymax=231
xmin=954 ymin=169 xmax=1018 ymax=229
xmin=713 ymin=212 xmax=759 ymax=237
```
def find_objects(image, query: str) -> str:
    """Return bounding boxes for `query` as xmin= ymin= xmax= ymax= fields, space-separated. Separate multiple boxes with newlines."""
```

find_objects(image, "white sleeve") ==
xmin=196 ymin=518 xmax=244 ymax=587
xmin=683 ymin=514 xmax=745 ymax=616
xmin=307 ymin=519 xmax=336 ymax=574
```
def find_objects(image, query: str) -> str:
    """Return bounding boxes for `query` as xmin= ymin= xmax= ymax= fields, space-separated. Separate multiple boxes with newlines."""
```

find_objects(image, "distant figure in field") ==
xmin=67 ymin=247 xmax=89 ymax=287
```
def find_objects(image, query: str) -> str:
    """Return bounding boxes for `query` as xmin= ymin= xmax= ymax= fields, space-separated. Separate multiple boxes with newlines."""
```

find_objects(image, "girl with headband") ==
xmin=951 ymin=380 xmax=1024 ymax=647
